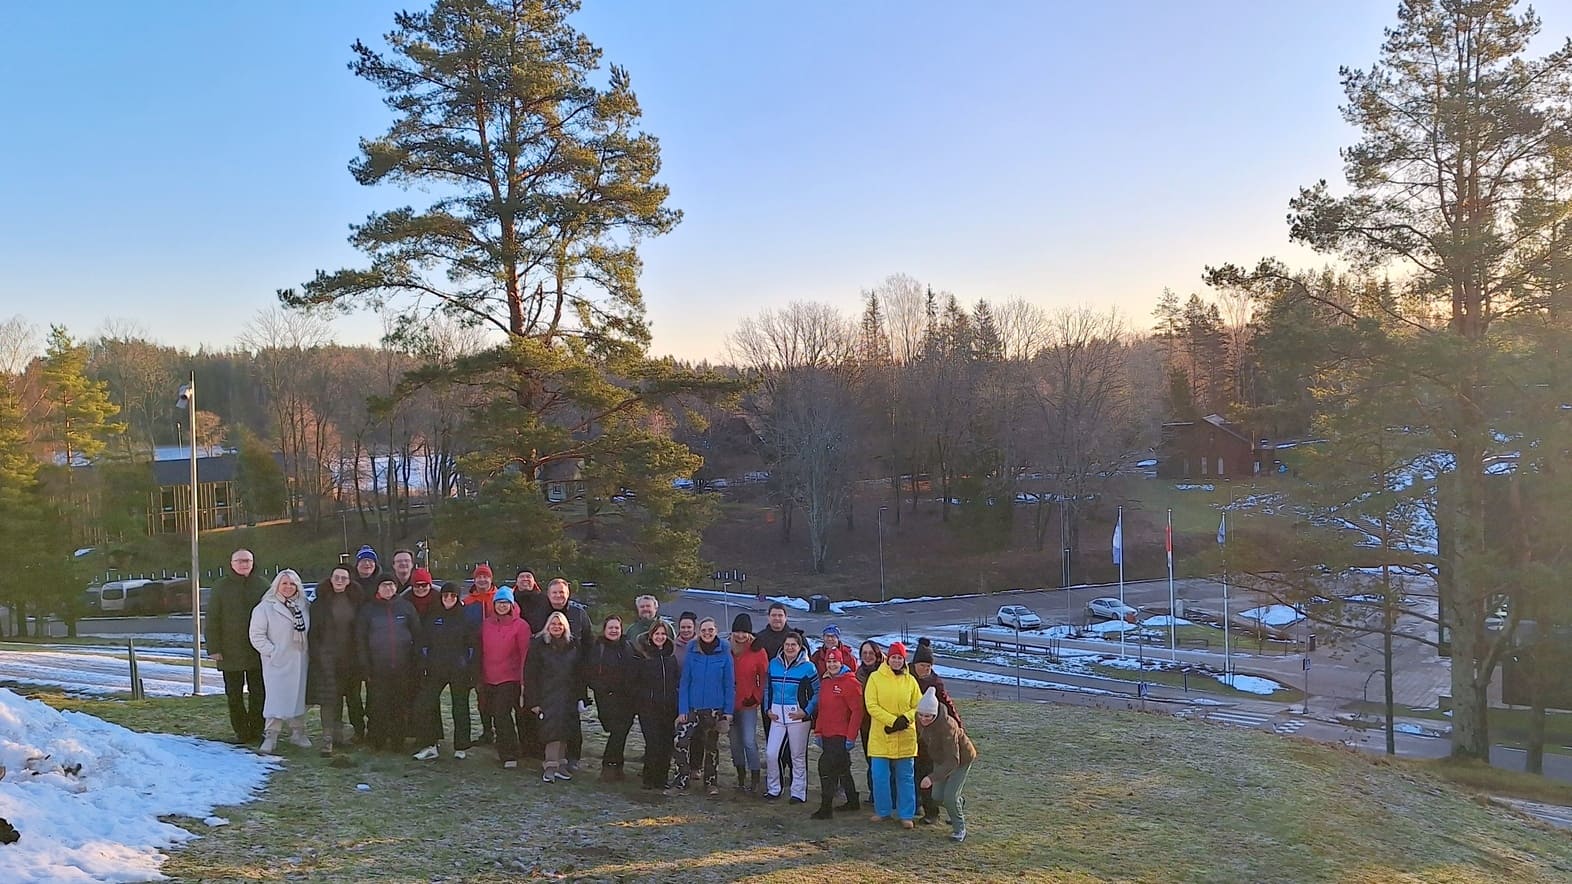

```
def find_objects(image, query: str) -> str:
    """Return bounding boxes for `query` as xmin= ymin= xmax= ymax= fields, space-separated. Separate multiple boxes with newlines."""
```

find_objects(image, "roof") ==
xmin=537 ymin=458 xmax=585 ymax=483
xmin=152 ymin=453 xmax=240 ymax=486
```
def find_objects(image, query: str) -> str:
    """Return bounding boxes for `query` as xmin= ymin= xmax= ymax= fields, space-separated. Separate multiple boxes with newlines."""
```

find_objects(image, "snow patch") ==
xmin=0 ymin=688 xmax=272 ymax=883
xmin=0 ymin=649 xmax=222 ymax=697
xmin=1174 ymin=484 xmax=1215 ymax=492
xmin=1239 ymin=605 xmax=1304 ymax=627
xmin=1216 ymin=673 xmax=1283 ymax=694
xmin=928 ymin=665 xmax=1118 ymax=696
xmin=1141 ymin=616 xmax=1194 ymax=628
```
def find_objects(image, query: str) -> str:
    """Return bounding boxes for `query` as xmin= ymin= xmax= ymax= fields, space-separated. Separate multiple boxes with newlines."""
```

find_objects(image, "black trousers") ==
xmin=638 ymin=711 xmax=676 ymax=788
xmin=416 ymin=672 xmax=473 ymax=750
xmin=222 ymin=668 xmax=265 ymax=741
xmin=818 ymin=738 xmax=856 ymax=803
xmin=481 ymin=682 xmax=522 ymax=762
xmin=365 ymin=668 xmax=413 ymax=749
xmin=598 ymin=701 xmax=633 ymax=767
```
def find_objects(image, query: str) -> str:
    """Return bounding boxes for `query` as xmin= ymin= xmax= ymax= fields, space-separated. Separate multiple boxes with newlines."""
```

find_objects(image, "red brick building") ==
xmin=1157 ymin=414 xmax=1263 ymax=480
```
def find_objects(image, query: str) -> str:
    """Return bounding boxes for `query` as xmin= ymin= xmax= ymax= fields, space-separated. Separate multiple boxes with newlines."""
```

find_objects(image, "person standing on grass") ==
xmin=463 ymin=564 xmax=499 ymax=744
xmin=356 ymin=575 xmax=421 ymax=752
xmin=753 ymin=602 xmax=795 ymax=785
xmin=865 ymin=640 xmax=921 ymax=828
xmin=728 ymin=613 xmax=768 ymax=794
xmin=526 ymin=611 xmax=582 ymax=783
xmin=810 ymin=624 xmax=857 ymax=678
xmin=626 ymin=594 xmax=672 ymax=644
xmin=675 ymin=617 xmax=734 ymax=797
xmin=669 ymin=610 xmax=700 ymax=782
xmin=629 ymin=620 xmax=679 ymax=790
xmin=207 ymin=548 xmax=268 ymax=744
xmin=764 ymin=632 xmax=819 ymax=804
xmin=916 ymin=686 xmax=976 ymax=842
xmin=478 ymin=586 xmax=530 ymax=769
xmin=537 ymin=579 xmax=593 ymax=771
xmin=855 ymin=640 xmax=884 ymax=798
xmin=402 ymin=567 xmax=443 ymax=743
xmin=413 ymin=582 xmax=477 ymax=761
xmin=586 ymin=615 xmax=636 ymax=782
xmin=249 ymin=569 xmax=312 ymax=754
xmin=306 ymin=564 xmax=364 ymax=755
xmin=810 ymin=659 xmax=863 ymax=819
xmin=911 ymin=637 xmax=964 ymax=824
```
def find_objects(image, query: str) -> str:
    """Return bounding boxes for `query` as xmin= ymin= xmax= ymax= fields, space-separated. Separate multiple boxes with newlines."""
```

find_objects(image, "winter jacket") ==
xmin=731 ymin=643 xmax=768 ymax=712
xmin=421 ymin=601 xmax=477 ymax=680
xmin=524 ymin=636 xmax=582 ymax=744
xmin=625 ymin=615 xmax=673 ymax=645
xmin=814 ymin=667 xmax=864 ymax=742
xmin=855 ymin=660 xmax=881 ymax=687
xmin=915 ymin=670 xmax=963 ymax=727
xmin=586 ymin=635 xmax=636 ymax=713
xmin=518 ymin=591 xmax=553 ymax=634
xmin=752 ymin=625 xmax=794 ymax=662
xmin=478 ymin=607 xmax=531 ymax=686
xmin=864 ymin=662 xmax=921 ymax=759
xmin=679 ymin=638 xmax=735 ymax=716
xmin=353 ymin=571 xmax=388 ymax=597
xmin=249 ymin=587 xmax=310 ymax=720
xmin=917 ymin=704 xmax=977 ymax=787
xmin=306 ymin=583 xmax=363 ymax=706
xmin=401 ymin=586 xmax=440 ymax=620
xmin=462 ymin=586 xmax=496 ymax=614
xmin=207 ymin=571 xmax=267 ymax=671
xmin=356 ymin=594 xmax=421 ymax=676
xmin=629 ymin=632 xmax=679 ymax=718
xmin=765 ymin=649 xmax=820 ymax=716
xmin=811 ymin=643 xmax=858 ymax=679
xmin=533 ymin=601 xmax=592 ymax=660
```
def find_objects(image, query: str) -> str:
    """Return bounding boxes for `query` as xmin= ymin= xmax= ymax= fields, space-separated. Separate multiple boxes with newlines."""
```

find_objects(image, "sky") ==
xmin=2 ymin=1 xmax=1568 ymax=362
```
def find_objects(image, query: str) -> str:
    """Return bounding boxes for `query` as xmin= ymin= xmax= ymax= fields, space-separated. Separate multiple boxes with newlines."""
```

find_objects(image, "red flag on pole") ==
xmin=1165 ymin=521 xmax=1173 ymax=557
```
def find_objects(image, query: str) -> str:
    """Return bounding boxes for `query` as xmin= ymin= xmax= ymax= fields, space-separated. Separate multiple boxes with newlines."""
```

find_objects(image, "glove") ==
xmin=814 ymin=735 xmax=824 ymax=749
xmin=845 ymin=738 xmax=856 ymax=750
xmin=884 ymin=724 xmax=897 ymax=734
xmin=892 ymin=715 xmax=910 ymax=732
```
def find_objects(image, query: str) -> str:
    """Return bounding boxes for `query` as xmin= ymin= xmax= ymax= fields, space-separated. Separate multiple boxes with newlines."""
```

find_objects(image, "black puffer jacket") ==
xmin=524 ymin=636 xmax=582 ymax=744
xmin=421 ymin=601 xmax=477 ymax=680
xmin=356 ymin=594 xmax=421 ymax=675
xmin=629 ymin=632 xmax=679 ymax=719
xmin=586 ymin=635 xmax=635 ymax=715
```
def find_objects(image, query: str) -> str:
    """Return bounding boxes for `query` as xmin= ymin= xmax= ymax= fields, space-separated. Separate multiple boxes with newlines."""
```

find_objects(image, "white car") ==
xmin=996 ymin=605 xmax=1043 ymax=630
xmin=672 ymin=477 xmax=695 ymax=490
xmin=1087 ymin=597 xmax=1139 ymax=622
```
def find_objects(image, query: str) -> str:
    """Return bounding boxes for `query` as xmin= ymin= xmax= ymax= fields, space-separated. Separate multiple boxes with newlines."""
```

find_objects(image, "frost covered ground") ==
xmin=0 ymin=688 xmax=271 ymax=882
xmin=0 ymin=645 xmax=220 ymax=697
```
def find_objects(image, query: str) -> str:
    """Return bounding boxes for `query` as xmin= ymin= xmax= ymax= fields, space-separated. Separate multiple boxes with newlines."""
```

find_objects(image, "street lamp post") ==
xmin=877 ymin=506 xmax=888 ymax=603
xmin=176 ymin=374 xmax=202 ymax=696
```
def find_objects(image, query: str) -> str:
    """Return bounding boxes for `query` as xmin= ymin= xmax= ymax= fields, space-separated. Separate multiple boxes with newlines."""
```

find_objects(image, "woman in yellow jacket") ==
xmin=863 ymin=641 xmax=921 ymax=828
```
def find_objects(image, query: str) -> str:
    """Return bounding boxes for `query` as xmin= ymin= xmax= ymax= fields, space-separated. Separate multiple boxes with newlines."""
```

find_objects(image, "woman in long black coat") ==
xmin=525 ymin=611 xmax=582 ymax=784
xmin=306 ymin=565 xmax=364 ymax=755
xmin=629 ymin=620 xmax=680 ymax=791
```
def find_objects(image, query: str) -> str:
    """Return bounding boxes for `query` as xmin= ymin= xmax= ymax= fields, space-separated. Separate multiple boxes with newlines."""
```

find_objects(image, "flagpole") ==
xmin=1221 ymin=512 xmax=1232 ymax=682
xmin=1167 ymin=508 xmax=1176 ymax=661
xmin=1115 ymin=506 xmax=1125 ymax=658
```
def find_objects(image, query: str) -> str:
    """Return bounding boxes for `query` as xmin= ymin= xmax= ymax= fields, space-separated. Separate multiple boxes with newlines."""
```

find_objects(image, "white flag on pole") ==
xmin=1217 ymin=513 xmax=1227 ymax=546
xmin=1112 ymin=511 xmax=1123 ymax=566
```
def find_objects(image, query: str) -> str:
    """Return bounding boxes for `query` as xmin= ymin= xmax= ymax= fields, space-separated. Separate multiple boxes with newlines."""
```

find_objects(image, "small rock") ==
xmin=0 ymin=817 xmax=18 ymax=845
xmin=356 ymin=783 xmax=372 ymax=792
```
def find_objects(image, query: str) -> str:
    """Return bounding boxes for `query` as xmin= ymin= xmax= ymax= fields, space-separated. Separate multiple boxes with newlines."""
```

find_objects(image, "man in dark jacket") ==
xmin=206 ymin=548 xmax=267 ymax=743
xmin=413 ymin=583 xmax=477 ymax=760
xmin=535 ymin=578 xmax=593 ymax=768
xmin=356 ymin=576 xmax=422 ymax=751
xmin=352 ymin=545 xmax=383 ymax=592
xmin=586 ymin=614 xmax=637 ymax=781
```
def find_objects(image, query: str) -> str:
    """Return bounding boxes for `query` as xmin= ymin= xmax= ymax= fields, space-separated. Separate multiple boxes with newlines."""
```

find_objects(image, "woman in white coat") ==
xmin=249 ymin=569 xmax=312 ymax=753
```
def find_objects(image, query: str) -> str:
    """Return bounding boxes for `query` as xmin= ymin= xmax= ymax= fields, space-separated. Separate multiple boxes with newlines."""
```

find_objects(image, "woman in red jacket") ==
xmin=478 ymin=587 xmax=531 ymax=769
xmin=810 ymin=659 xmax=864 ymax=819
xmin=728 ymin=613 xmax=769 ymax=793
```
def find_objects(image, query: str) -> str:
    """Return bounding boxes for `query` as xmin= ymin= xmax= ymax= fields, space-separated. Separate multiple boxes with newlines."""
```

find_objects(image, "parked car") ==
xmin=92 ymin=579 xmax=157 ymax=614
xmin=707 ymin=478 xmax=730 ymax=491
xmin=1087 ymin=597 xmax=1139 ymax=623
xmin=672 ymin=477 xmax=695 ymax=490
xmin=996 ymin=605 xmax=1043 ymax=630
xmin=743 ymin=471 xmax=770 ymax=483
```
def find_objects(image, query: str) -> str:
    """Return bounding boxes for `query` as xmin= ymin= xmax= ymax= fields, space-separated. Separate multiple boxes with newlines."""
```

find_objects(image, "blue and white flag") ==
xmin=1217 ymin=513 xmax=1227 ymax=546
xmin=1112 ymin=511 xmax=1124 ymax=566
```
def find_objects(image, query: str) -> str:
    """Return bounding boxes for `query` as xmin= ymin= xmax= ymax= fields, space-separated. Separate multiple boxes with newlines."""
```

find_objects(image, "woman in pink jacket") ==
xmin=478 ymin=587 xmax=531 ymax=769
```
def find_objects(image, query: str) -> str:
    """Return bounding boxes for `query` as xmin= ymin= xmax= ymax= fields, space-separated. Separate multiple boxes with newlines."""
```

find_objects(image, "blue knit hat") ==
xmin=821 ymin=624 xmax=840 ymax=637
xmin=355 ymin=545 xmax=378 ymax=563
xmin=493 ymin=586 xmax=516 ymax=606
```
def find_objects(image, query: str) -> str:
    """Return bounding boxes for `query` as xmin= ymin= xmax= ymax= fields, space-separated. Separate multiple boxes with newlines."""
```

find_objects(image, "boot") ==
xmin=319 ymin=733 xmax=334 ymax=758
xmin=599 ymin=765 xmax=615 ymax=784
xmin=811 ymin=785 xmax=835 ymax=820
xmin=734 ymin=765 xmax=748 ymax=792
xmin=336 ymin=724 xmax=353 ymax=746
xmin=837 ymin=792 xmax=861 ymax=811
xmin=542 ymin=762 xmax=555 ymax=784
xmin=258 ymin=719 xmax=281 ymax=755
xmin=748 ymin=770 xmax=760 ymax=794
xmin=288 ymin=718 xmax=312 ymax=749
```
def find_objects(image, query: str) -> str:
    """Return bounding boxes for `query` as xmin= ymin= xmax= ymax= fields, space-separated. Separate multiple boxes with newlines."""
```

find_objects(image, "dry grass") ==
xmin=35 ymin=691 xmax=1572 ymax=883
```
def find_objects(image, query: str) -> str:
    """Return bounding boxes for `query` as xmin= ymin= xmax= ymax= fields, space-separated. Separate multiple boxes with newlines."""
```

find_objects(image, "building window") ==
xmin=1201 ymin=456 xmax=1209 ymax=476
xmin=1217 ymin=457 xmax=1224 ymax=476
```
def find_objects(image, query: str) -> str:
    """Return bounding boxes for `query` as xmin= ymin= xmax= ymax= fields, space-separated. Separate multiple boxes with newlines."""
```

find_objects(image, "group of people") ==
xmin=204 ymin=545 xmax=978 ymax=841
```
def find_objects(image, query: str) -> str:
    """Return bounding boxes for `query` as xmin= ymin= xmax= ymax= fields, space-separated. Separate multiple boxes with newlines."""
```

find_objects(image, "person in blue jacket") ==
xmin=675 ymin=616 xmax=735 ymax=796
xmin=764 ymin=632 xmax=819 ymax=803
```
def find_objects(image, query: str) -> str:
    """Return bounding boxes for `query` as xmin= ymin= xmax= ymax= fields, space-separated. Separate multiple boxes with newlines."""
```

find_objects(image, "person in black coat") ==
xmin=306 ymin=565 xmax=364 ymax=754
xmin=356 ymin=576 xmax=422 ymax=751
xmin=585 ymin=614 xmax=637 ymax=781
xmin=629 ymin=621 xmax=680 ymax=791
xmin=533 ymin=579 xmax=592 ymax=766
xmin=413 ymin=583 xmax=478 ymax=761
xmin=206 ymin=549 xmax=268 ymax=743
xmin=526 ymin=611 xmax=582 ymax=783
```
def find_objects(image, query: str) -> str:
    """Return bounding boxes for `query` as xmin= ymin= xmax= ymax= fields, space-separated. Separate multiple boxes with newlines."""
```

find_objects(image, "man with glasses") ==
xmin=206 ymin=549 xmax=268 ymax=743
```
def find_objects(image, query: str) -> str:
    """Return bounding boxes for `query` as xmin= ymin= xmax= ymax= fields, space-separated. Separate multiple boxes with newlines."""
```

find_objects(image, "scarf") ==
xmin=282 ymin=595 xmax=307 ymax=648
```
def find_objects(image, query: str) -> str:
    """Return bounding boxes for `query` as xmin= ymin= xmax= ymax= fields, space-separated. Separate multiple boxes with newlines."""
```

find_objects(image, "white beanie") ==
xmin=917 ymin=686 xmax=940 ymax=718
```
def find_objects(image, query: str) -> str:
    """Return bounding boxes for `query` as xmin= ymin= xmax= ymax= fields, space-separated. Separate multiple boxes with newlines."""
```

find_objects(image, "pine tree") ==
xmin=39 ymin=326 xmax=123 ymax=471
xmin=972 ymin=299 xmax=1004 ymax=361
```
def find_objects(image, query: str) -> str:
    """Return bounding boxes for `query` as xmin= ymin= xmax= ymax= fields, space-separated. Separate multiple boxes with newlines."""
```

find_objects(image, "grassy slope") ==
xmin=34 ymin=692 xmax=1572 ymax=884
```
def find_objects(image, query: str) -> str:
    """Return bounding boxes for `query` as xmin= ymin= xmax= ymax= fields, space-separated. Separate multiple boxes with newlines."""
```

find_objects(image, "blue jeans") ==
xmin=729 ymin=706 xmax=760 ymax=770
xmin=871 ymin=757 xmax=916 ymax=820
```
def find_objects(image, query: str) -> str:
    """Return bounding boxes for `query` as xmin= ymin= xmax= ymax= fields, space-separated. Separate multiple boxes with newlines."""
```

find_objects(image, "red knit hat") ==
xmin=473 ymin=564 xmax=493 ymax=579
xmin=411 ymin=567 xmax=432 ymax=585
xmin=887 ymin=641 xmax=908 ymax=660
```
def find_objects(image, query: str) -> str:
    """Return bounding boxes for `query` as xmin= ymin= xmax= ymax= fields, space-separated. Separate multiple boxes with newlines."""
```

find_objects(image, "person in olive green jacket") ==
xmin=206 ymin=549 xmax=268 ymax=743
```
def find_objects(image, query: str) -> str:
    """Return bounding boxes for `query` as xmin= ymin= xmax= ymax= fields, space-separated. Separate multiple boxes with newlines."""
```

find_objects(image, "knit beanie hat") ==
xmin=493 ymin=586 xmax=515 ymax=606
xmin=917 ymin=686 xmax=940 ymax=717
xmin=913 ymin=638 xmax=935 ymax=665
xmin=731 ymin=612 xmax=753 ymax=633
xmin=887 ymin=641 xmax=908 ymax=660
xmin=473 ymin=563 xmax=493 ymax=579
xmin=411 ymin=567 xmax=433 ymax=585
xmin=355 ymin=545 xmax=378 ymax=563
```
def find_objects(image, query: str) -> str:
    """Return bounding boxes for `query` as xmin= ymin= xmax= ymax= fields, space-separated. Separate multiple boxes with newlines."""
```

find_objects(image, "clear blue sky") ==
xmin=2 ymin=1 xmax=1565 ymax=361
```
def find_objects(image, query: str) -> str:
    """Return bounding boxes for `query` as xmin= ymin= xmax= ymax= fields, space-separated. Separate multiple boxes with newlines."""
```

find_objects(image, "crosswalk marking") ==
xmin=1200 ymin=709 xmax=1271 ymax=729
xmin=1272 ymin=718 xmax=1308 ymax=735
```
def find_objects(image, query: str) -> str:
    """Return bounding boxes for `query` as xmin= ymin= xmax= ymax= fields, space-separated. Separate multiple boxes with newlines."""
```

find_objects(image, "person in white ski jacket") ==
xmin=250 ymin=569 xmax=312 ymax=753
